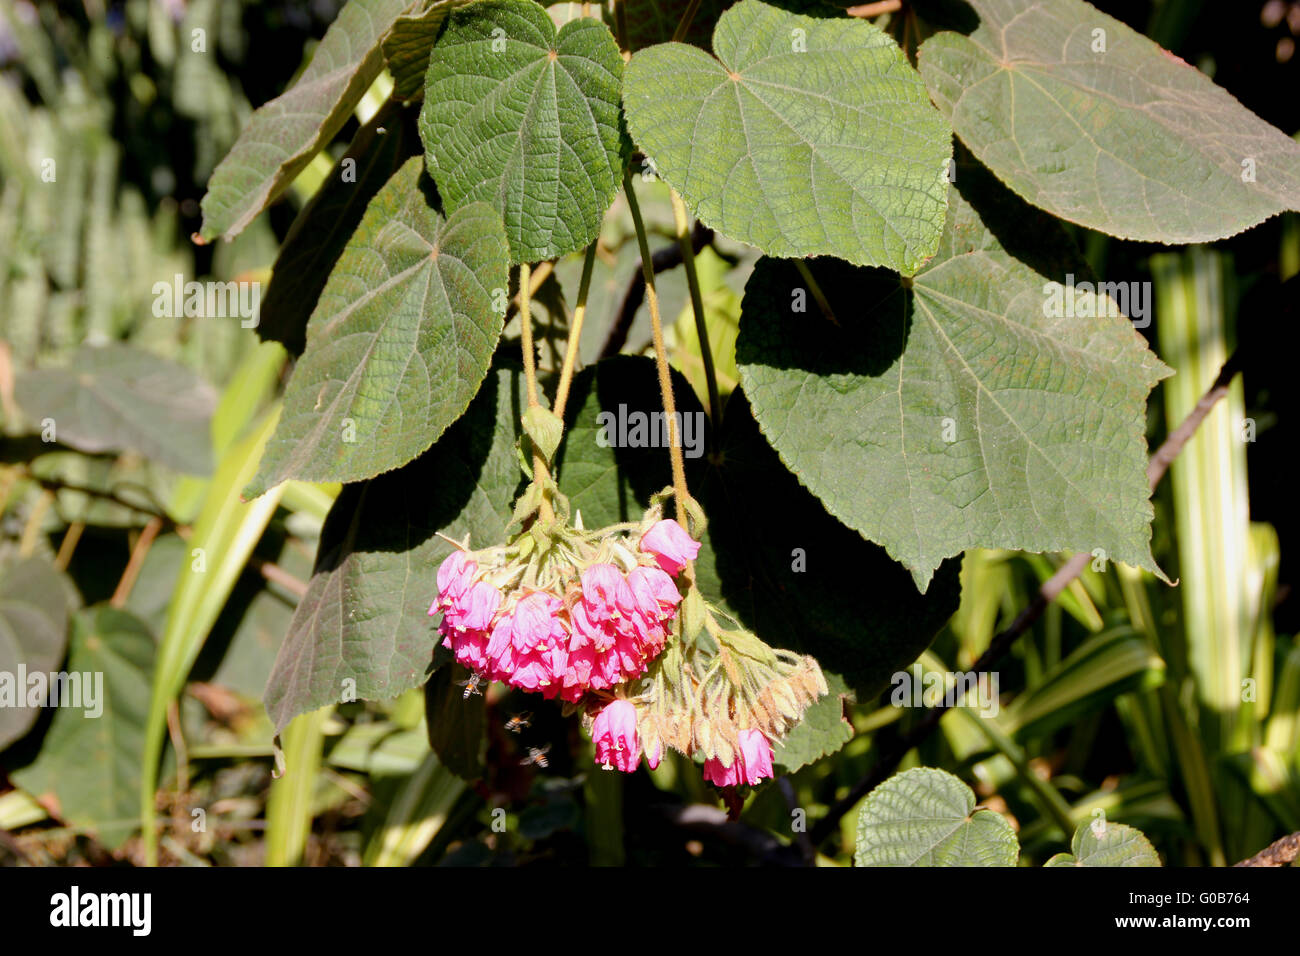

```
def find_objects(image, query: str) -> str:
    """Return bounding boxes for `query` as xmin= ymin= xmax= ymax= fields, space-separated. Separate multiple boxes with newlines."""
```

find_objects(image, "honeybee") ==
xmin=504 ymin=712 xmax=533 ymax=733
xmin=455 ymin=673 xmax=484 ymax=699
xmin=521 ymin=744 xmax=551 ymax=768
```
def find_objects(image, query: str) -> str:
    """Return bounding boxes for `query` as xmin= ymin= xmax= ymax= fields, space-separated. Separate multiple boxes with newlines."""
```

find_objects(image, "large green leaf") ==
xmin=263 ymin=365 xmax=526 ymax=732
xmin=554 ymin=357 xmax=960 ymax=705
xmin=622 ymin=0 xmax=952 ymax=274
xmin=10 ymin=608 xmax=154 ymax=850
xmin=258 ymin=102 xmax=424 ymax=357
xmin=15 ymin=344 xmax=217 ymax=474
xmin=418 ymin=0 xmax=625 ymax=263
xmin=855 ymin=767 xmax=1019 ymax=866
xmin=1045 ymin=821 xmax=1161 ymax=867
xmin=918 ymin=0 xmax=1300 ymax=243
xmin=246 ymin=158 xmax=510 ymax=496
xmin=736 ymin=163 xmax=1171 ymax=591
xmin=198 ymin=0 xmax=417 ymax=241
xmin=0 ymin=557 xmax=72 ymax=751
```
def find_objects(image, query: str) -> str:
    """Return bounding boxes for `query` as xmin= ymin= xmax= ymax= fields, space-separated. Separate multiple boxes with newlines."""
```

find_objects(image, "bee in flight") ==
xmin=504 ymin=712 xmax=533 ymax=734
xmin=521 ymin=744 xmax=551 ymax=768
xmin=455 ymin=673 xmax=484 ymax=699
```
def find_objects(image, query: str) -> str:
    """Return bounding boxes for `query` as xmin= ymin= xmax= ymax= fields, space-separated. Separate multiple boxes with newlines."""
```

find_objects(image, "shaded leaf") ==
xmin=10 ymin=608 xmax=154 ymax=850
xmin=246 ymin=158 xmax=510 ymax=496
xmin=199 ymin=0 xmax=418 ymax=241
xmin=918 ymin=0 xmax=1300 ymax=242
xmin=418 ymin=0 xmax=625 ymax=262
xmin=855 ymin=766 xmax=1019 ymax=866
xmin=0 ymin=557 xmax=72 ymax=751
xmin=772 ymin=673 xmax=852 ymax=774
xmin=737 ymin=164 xmax=1171 ymax=591
xmin=383 ymin=0 xmax=469 ymax=100
xmin=623 ymin=0 xmax=952 ymax=274
xmin=425 ymin=662 xmax=487 ymax=780
xmin=258 ymin=101 xmax=424 ymax=357
xmin=15 ymin=344 xmax=216 ymax=474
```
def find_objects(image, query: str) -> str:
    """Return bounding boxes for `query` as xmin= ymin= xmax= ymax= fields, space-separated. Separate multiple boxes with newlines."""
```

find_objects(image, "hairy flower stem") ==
xmin=669 ymin=189 xmax=720 ymax=451
xmin=552 ymin=241 xmax=598 ymax=423
xmin=519 ymin=262 xmax=554 ymax=523
xmin=672 ymin=0 xmax=704 ymax=42
xmin=623 ymin=170 xmax=691 ymax=525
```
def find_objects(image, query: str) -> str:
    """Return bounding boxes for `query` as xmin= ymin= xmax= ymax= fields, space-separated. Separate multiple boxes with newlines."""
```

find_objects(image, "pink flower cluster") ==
xmin=431 ymin=520 xmax=700 ymax=703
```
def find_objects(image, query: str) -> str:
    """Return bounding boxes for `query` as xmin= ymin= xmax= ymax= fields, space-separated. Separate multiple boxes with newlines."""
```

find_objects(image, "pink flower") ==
xmin=432 ymin=551 xmax=476 ymax=613
xmin=639 ymin=519 xmax=700 ymax=575
xmin=592 ymin=699 xmax=641 ymax=772
xmin=644 ymin=738 xmax=662 ymax=770
xmin=702 ymin=729 xmax=774 ymax=787
xmin=486 ymin=592 xmax=568 ymax=694
xmin=580 ymin=563 xmax=633 ymax=623
xmin=443 ymin=581 xmax=502 ymax=633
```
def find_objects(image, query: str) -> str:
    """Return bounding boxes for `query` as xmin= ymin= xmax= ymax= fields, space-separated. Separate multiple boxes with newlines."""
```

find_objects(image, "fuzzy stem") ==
xmin=552 ymin=241 xmax=598 ymax=423
xmin=670 ymin=188 xmax=721 ymax=450
xmin=519 ymin=262 xmax=554 ymax=523
xmin=623 ymin=170 xmax=690 ymax=519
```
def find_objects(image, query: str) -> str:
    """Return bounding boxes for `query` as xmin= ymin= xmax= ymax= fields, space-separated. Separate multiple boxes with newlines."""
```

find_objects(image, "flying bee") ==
xmin=521 ymin=744 xmax=551 ymax=768
xmin=504 ymin=712 xmax=533 ymax=734
xmin=455 ymin=673 xmax=484 ymax=699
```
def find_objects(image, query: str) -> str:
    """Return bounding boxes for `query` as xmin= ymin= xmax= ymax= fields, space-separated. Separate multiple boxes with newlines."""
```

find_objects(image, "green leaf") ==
xmin=246 ymin=158 xmax=510 ymax=496
xmin=918 ymin=0 xmax=1300 ymax=243
xmin=263 ymin=365 xmax=526 ymax=732
xmin=383 ymin=0 xmax=469 ymax=101
xmin=258 ymin=102 xmax=423 ymax=357
xmin=199 ymin=0 xmax=418 ymax=241
xmin=855 ymin=766 xmax=1019 ymax=866
xmin=10 ymin=608 xmax=154 ymax=850
xmin=0 ymin=557 xmax=72 ymax=751
xmin=425 ymin=663 xmax=487 ymax=780
xmin=554 ymin=357 xmax=960 ymax=703
xmin=622 ymin=0 xmax=952 ymax=274
xmin=418 ymin=0 xmax=625 ymax=263
xmin=15 ymin=344 xmax=217 ymax=475
xmin=1045 ymin=821 xmax=1161 ymax=867
xmin=737 ymin=162 xmax=1172 ymax=591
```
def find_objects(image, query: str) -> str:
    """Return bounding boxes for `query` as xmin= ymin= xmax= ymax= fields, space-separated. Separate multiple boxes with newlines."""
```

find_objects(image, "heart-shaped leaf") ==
xmin=737 ymin=162 xmax=1171 ymax=591
xmin=199 ymin=0 xmax=418 ymax=242
xmin=246 ymin=157 xmax=510 ymax=497
xmin=855 ymin=767 xmax=1019 ymax=866
xmin=419 ymin=0 xmax=625 ymax=263
xmin=622 ymin=0 xmax=952 ymax=274
xmin=919 ymin=0 xmax=1300 ymax=243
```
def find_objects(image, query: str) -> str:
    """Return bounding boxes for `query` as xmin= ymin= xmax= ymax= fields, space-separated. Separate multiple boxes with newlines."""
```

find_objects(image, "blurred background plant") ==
xmin=0 ymin=0 xmax=1297 ymax=867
